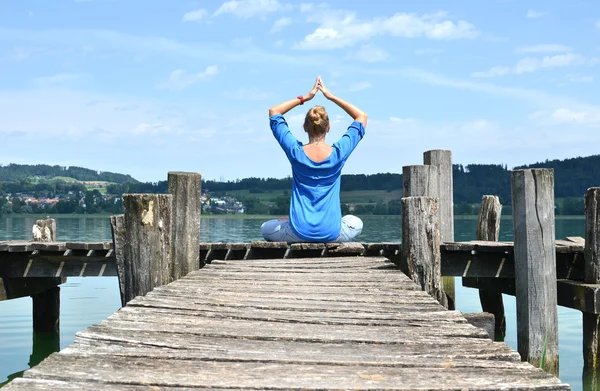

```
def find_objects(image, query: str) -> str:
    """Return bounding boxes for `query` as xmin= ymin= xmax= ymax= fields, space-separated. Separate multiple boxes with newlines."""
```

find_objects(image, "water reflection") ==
xmin=0 ymin=331 xmax=60 ymax=387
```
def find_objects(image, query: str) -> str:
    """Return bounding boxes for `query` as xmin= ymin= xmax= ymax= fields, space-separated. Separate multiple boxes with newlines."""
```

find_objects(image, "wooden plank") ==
xmin=72 ymin=327 xmax=521 ymax=361
xmin=18 ymin=354 xmax=569 ymax=390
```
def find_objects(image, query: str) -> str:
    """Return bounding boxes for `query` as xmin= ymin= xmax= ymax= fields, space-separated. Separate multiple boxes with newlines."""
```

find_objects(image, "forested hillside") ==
xmin=0 ymin=164 xmax=137 ymax=183
xmin=2 ymin=154 xmax=598 ymax=215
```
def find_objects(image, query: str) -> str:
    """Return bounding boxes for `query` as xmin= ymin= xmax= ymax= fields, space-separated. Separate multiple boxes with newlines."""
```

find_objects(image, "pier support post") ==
xmin=475 ymin=195 xmax=506 ymax=340
xmin=424 ymin=150 xmax=455 ymax=309
xmin=30 ymin=218 xmax=61 ymax=332
xmin=168 ymin=171 xmax=202 ymax=277
xmin=583 ymin=188 xmax=600 ymax=389
xmin=32 ymin=286 xmax=60 ymax=332
xmin=110 ymin=214 xmax=127 ymax=307
xmin=402 ymin=165 xmax=439 ymax=198
xmin=401 ymin=196 xmax=447 ymax=308
xmin=511 ymin=169 xmax=558 ymax=375
xmin=32 ymin=218 xmax=56 ymax=242
xmin=121 ymin=194 xmax=173 ymax=305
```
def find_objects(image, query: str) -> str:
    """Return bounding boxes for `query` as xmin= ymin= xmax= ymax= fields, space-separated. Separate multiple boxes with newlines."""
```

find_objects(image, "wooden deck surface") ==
xmin=4 ymin=256 xmax=569 ymax=390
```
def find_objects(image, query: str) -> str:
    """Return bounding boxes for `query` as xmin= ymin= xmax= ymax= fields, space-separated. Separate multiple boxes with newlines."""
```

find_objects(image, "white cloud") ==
xmin=346 ymin=81 xmax=372 ymax=92
xmin=516 ymin=44 xmax=572 ymax=54
xmin=355 ymin=45 xmax=389 ymax=63
xmin=526 ymin=9 xmax=546 ymax=19
xmin=31 ymin=73 xmax=86 ymax=86
xmin=214 ymin=0 xmax=284 ymax=19
xmin=157 ymin=65 xmax=218 ymax=90
xmin=566 ymin=74 xmax=594 ymax=83
xmin=295 ymin=9 xmax=479 ymax=50
xmin=270 ymin=17 xmax=291 ymax=33
xmin=596 ymin=20 xmax=600 ymax=29
xmin=183 ymin=9 xmax=208 ymax=22
xmin=274 ymin=39 xmax=284 ymax=47
xmin=472 ymin=53 xmax=594 ymax=78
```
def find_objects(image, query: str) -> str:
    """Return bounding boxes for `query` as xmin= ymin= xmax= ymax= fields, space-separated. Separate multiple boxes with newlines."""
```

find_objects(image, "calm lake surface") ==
xmin=0 ymin=215 xmax=586 ymax=389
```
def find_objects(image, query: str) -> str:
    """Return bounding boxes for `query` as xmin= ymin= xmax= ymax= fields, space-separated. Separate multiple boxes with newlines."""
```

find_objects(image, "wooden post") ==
xmin=168 ymin=171 xmax=202 ymax=278
xmin=402 ymin=165 xmax=439 ymax=198
xmin=511 ymin=169 xmax=558 ymax=375
xmin=121 ymin=194 xmax=172 ymax=305
xmin=583 ymin=187 xmax=600 ymax=389
xmin=30 ymin=218 xmax=61 ymax=332
xmin=401 ymin=196 xmax=447 ymax=308
xmin=32 ymin=286 xmax=60 ymax=332
xmin=475 ymin=195 xmax=506 ymax=340
xmin=110 ymin=214 xmax=127 ymax=307
xmin=423 ymin=150 xmax=455 ymax=310
xmin=32 ymin=218 xmax=56 ymax=242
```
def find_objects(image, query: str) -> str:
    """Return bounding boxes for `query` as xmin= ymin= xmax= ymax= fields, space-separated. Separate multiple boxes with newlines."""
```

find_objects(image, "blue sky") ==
xmin=0 ymin=0 xmax=599 ymax=182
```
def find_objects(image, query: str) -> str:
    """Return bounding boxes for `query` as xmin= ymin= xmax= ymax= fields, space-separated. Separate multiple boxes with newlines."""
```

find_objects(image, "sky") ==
xmin=0 ymin=0 xmax=599 ymax=182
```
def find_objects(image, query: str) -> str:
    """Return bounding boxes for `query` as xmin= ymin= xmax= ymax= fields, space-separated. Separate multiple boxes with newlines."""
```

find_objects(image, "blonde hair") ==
xmin=304 ymin=105 xmax=329 ymax=140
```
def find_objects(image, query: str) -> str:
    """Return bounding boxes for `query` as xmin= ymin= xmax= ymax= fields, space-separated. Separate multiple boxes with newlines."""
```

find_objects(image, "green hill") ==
xmin=0 ymin=163 xmax=138 ymax=184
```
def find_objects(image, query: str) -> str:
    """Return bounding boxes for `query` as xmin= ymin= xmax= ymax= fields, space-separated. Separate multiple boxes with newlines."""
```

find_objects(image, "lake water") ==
xmin=0 ymin=215 xmax=587 ymax=389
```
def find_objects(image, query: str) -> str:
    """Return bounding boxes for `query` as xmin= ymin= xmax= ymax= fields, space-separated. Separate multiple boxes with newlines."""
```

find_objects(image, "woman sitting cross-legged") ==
xmin=261 ymin=76 xmax=367 ymax=243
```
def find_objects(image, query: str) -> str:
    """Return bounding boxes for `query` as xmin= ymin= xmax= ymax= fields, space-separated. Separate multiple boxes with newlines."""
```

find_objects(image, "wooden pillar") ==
xmin=110 ymin=214 xmax=127 ymax=307
xmin=401 ymin=196 xmax=447 ymax=308
xmin=423 ymin=150 xmax=455 ymax=310
xmin=168 ymin=171 xmax=202 ymax=278
xmin=402 ymin=165 xmax=439 ymax=198
xmin=31 ymin=217 xmax=61 ymax=332
xmin=475 ymin=195 xmax=506 ymax=340
xmin=511 ymin=169 xmax=558 ymax=375
xmin=32 ymin=218 xmax=56 ymax=242
xmin=32 ymin=286 xmax=60 ymax=332
xmin=583 ymin=187 xmax=600 ymax=389
xmin=121 ymin=194 xmax=173 ymax=305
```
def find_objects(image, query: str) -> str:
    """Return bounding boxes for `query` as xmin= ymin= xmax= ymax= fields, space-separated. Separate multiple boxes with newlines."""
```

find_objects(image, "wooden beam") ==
xmin=463 ymin=277 xmax=600 ymax=314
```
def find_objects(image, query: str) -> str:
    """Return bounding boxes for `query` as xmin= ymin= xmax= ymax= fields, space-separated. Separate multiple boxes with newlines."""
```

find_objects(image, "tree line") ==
xmin=0 ymin=163 xmax=137 ymax=183
xmin=1 ymin=154 xmax=598 ymax=215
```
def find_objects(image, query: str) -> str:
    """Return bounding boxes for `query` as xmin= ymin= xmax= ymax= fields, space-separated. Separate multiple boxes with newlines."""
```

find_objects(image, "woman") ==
xmin=261 ymin=76 xmax=367 ymax=243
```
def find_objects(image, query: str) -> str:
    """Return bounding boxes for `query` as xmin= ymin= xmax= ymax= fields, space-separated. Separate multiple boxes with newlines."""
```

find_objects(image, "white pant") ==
xmin=261 ymin=215 xmax=363 ymax=243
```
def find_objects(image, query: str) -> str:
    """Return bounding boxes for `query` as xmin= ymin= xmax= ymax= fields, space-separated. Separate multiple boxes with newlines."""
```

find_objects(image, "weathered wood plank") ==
xmin=19 ymin=354 xmax=569 ymax=390
xmin=72 ymin=327 xmax=521 ymax=361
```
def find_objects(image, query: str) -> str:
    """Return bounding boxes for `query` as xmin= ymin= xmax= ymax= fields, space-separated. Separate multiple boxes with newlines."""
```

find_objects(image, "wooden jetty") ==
xmin=3 ymin=255 xmax=568 ymax=390
xmin=2 ymin=153 xmax=591 ymax=389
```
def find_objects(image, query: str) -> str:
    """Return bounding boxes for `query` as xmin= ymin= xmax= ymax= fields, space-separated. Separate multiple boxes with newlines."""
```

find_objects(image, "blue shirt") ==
xmin=269 ymin=114 xmax=365 ymax=241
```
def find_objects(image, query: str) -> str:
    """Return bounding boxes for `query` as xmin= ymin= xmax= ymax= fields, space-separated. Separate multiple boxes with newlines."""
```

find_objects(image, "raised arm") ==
xmin=317 ymin=76 xmax=367 ymax=127
xmin=268 ymin=77 xmax=320 ymax=117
